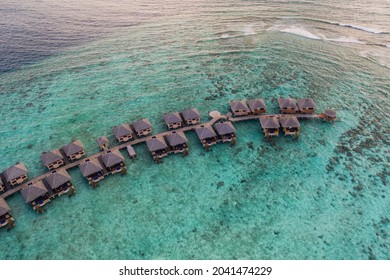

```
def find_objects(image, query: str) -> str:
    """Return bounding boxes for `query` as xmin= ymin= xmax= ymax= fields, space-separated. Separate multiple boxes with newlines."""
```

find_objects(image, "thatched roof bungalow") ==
xmin=165 ymin=131 xmax=188 ymax=154
xmin=181 ymin=108 xmax=200 ymax=125
xmin=297 ymin=98 xmax=316 ymax=114
xmin=132 ymin=119 xmax=152 ymax=137
xmin=41 ymin=149 xmax=64 ymax=171
xmin=101 ymin=150 xmax=126 ymax=175
xmin=0 ymin=198 xmax=14 ymax=229
xmin=279 ymin=116 xmax=300 ymax=137
xmin=3 ymin=163 xmax=28 ymax=186
xmin=164 ymin=112 xmax=183 ymax=129
xmin=214 ymin=121 xmax=236 ymax=143
xmin=195 ymin=125 xmax=218 ymax=150
xmin=63 ymin=140 xmax=85 ymax=161
xmin=45 ymin=169 xmax=74 ymax=197
xmin=260 ymin=117 xmax=280 ymax=138
xmin=230 ymin=100 xmax=250 ymax=116
xmin=21 ymin=181 xmax=50 ymax=212
xmin=278 ymin=98 xmax=298 ymax=114
xmin=247 ymin=99 xmax=266 ymax=114
xmin=79 ymin=159 xmax=105 ymax=186
xmin=97 ymin=136 xmax=110 ymax=151
xmin=113 ymin=124 xmax=133 ymax=143
xmin=146 ymin=136 xmax=169 ymax=162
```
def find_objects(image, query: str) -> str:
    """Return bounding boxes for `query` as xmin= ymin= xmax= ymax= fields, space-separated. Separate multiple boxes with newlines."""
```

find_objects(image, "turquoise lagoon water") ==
xmin=0 ymin=0 xmax=389 ymax=259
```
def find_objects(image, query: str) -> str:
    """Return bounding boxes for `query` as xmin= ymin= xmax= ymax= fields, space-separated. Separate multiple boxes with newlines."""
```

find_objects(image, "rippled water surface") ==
xmin=0 ymin=0 xmax=389 ymax=259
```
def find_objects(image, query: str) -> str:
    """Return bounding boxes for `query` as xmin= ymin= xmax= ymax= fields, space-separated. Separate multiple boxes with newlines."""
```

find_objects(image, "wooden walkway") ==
xmin=0 ymin=110 xmax=328 ymax=200
xmin=228 ymin=113 xmax=324 ymax=122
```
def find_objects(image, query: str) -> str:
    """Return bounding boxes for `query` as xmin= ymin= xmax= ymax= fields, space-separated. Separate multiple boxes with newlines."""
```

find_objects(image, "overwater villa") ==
xmin=297 ymin=98 xmax=316 ymax=114
xmin=195 ymin=124 xmax=218 ymax=150
xmin=79 ymin=159 xmax=105 ymax=186
xmin=97 ymin=136 xmax=110 ymax=151
xmin=101 ymin=150 xmax=126 ymax=175
xmin=181 ymin=108 xmax=200 ymax=125
xmin=0 ymin=198 xmax=14 ymax=229
xmin=278 ymin=98 xmax=298 ymax=114
xmin=132 ymin=118 xmax=152 ymax=137
xmin=279 ymin=116 xmax=300 ymax=138
xmin=214 ymin=121 xmax=236 ymax=144
xmin=321 ymin=109 xmax=337 ymax=122
xmin=113 ymin=124 xmax=134 ymax=143
xmin=247 ymin=99 xmax=266 ymax=114
xmin=146 ymin=136 xmax=169 ymax=163
xmin=260 ymin=117 xmax=280 ymax=139
xmin=40 ymin=149 xmax=64 ymax=170
xmin=63 ymin=140 xmax=85 ymax=161
xmin=126 ymin=145 xmax=137 ymax=159
xmin=164 ymin=112 xmax=183 ymax=129
xmin=3 ymin=163 xmax=28 ymax=187
xmin=21 ymin=181 xmax=50 ymax=213
xmin=230 ymin=100 xmax=250 ymax=116
xmin=45 ymin=169 xmax=74 ymax=198
xmin=165 ymin=131 xmax=188 ymax=154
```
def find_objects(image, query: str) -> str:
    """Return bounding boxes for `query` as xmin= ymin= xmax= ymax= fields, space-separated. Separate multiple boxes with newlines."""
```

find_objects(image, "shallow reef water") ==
xmin=0 ymin=1 xmax=389 ymax=260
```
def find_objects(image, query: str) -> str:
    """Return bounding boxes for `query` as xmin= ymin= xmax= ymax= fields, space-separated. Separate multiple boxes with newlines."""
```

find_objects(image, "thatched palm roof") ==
xmin=146 ymin=137 xmax=168 ymax=152
xmin=21 ymin=181 xmax=47 ymax=203
xmin=79 ymin=159 xmax=103 ymax=177
xmin=45 ymin=170 xmax=71 ymax=189
xmin=195 ymin=125 xmax=217 ymax=140
xmin=63 ymin=140 xmax=84 ymax=156
xmin=101 ymin=150 xmax=125 ymax=168
xmin=4 ymin=163 xmax=28 ymax=182
xmin=166 ymin=131 xmax=188 ymax=146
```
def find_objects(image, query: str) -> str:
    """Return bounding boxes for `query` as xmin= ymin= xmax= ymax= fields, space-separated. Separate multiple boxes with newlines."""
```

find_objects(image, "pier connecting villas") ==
xmin=0 ymin=97 xmax=336 ymax=231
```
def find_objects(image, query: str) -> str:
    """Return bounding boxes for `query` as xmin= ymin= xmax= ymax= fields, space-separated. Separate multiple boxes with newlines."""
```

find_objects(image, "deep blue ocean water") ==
xmin=0 ymin=0 xmax=389 ymax=259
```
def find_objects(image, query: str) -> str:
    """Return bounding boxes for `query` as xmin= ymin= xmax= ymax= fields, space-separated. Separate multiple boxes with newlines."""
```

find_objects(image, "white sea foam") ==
xmin=377 ymin=59 xmax=390 ymax=69
xmin=269 ymin=25 xmax=365 ymax=45
xmin=218 ymin=25 xmax=256 ymax=39
xmin=243 ymin=24 xmax=256 ymax=35
xmin=276 ymin=26 xmax=321 ymax=40
xmin=220 ymin=33 xmax=232 ymax=38
xmin=331 ymin=22 xmax=386 ymax=34
xmin=326 ymin=36 xmax=363 ymax=44
xmin=359 ymin=50 xmax=390 ymax=69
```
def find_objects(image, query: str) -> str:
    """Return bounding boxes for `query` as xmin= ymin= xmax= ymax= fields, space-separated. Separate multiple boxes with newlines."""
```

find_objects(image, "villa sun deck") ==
xmin=41 ymin=149 xmax=64 ymax=171
xmin=132 ymin=118 xmax=152 ymax=137
xmin=79 ymin=158 xmax=105 ymax=186
xmin=3 ymin=163 xmax=28 ymax=187
xmin=213 ymin=121 xmax=236 ymax=144
xmin=101 ymin=150 xmax=126 ymax=175
xmin=279 ymin=116 xmax=301 ymax=138
xmin=21 ymin=181 xmax=50 ymax=213
xmin=165 ymin=131 xmax=188 ymax=155
xmin=195 ymin=124 xmax=218 ymax=150
xmin=259 ymin=116 xmax=280 ymax=139
xmin=164 ymin=112 xmax=183 ymax=129
xmin=45 ymin=169 xmax=74 ymax=198
xmin=62 ymin=140 xmax=85 ymax=162
xmin=146 ymin=136 xmax=169 ymax=163
xmin=113 ymin=124 xmax=134 ymax=143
